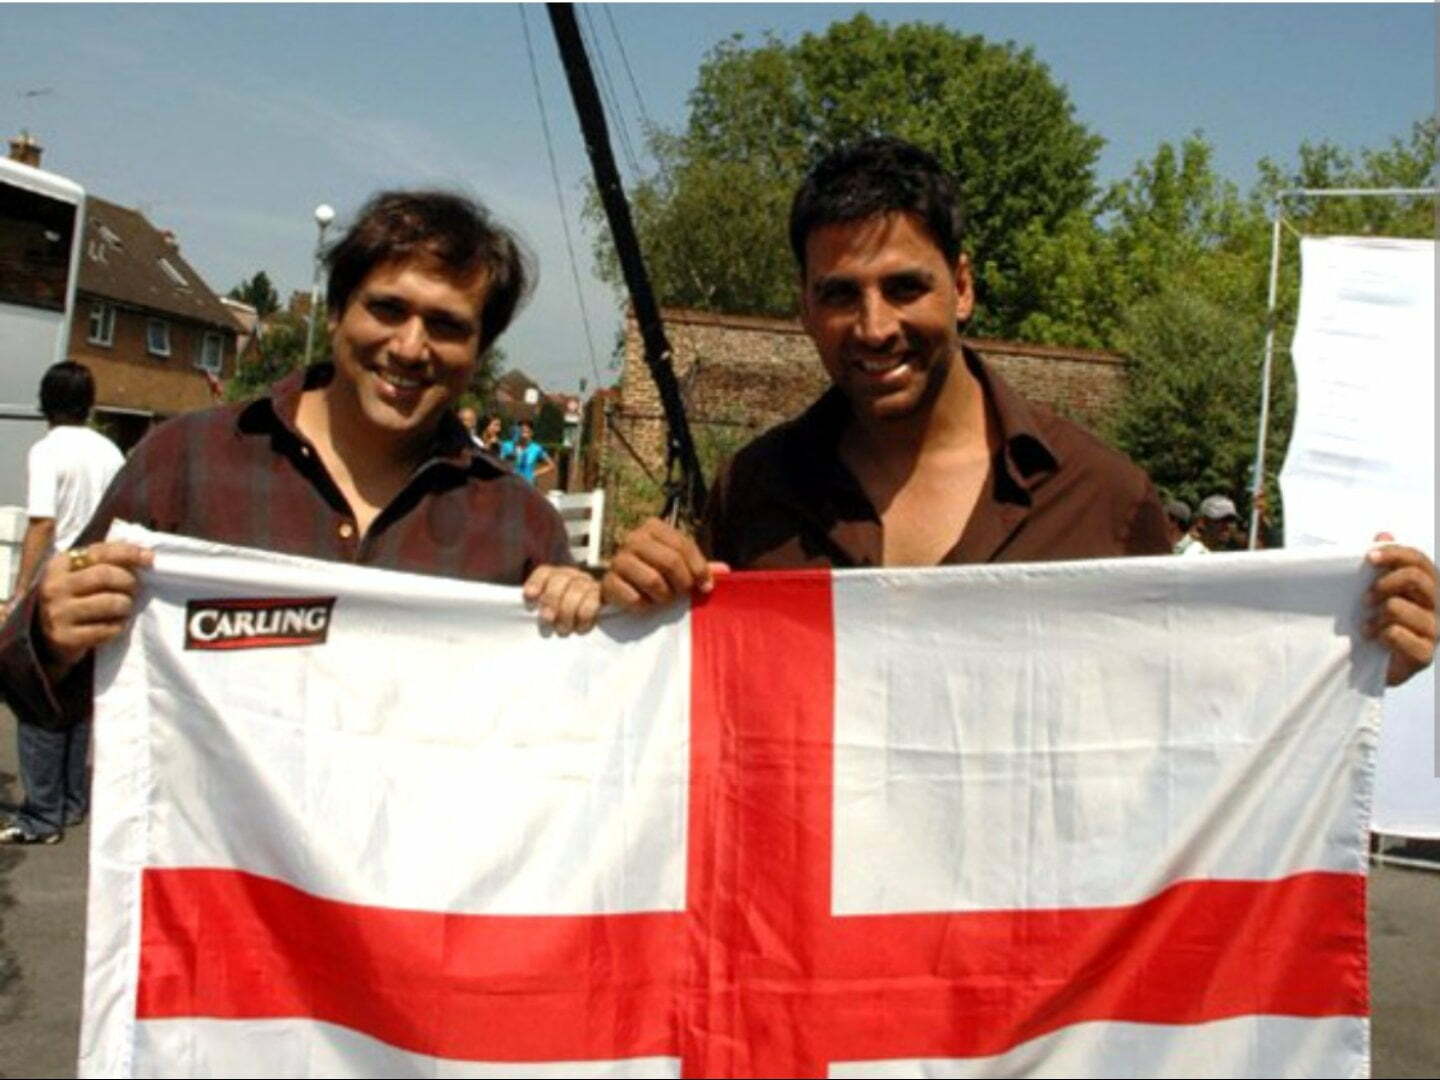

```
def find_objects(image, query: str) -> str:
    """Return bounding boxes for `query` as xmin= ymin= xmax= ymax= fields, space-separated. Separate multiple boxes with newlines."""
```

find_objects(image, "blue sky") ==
xmin=4 ymin=3 xmax=1433 ymax=390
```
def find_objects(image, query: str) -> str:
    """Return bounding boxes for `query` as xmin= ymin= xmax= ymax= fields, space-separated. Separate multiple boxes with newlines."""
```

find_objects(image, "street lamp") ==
xmin=303 ymin=203 xmax=335 ymax=368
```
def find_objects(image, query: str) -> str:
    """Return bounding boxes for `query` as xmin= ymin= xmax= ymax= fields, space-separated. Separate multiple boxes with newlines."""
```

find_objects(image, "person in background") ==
xmin=2 ymin=361 xmax=124 ymax=844
xmin=1195 ymin=495 xmax=1242 ymax=552
xmin=456 ymin=405 xmax=482 ymax=449
xmin=1166 ymin=499 xmax=1208 ymax=556
xmin=480 ymin=415 xmax=504 ymax=456
xmin=502 ymin=420 xmax=555 ymax=487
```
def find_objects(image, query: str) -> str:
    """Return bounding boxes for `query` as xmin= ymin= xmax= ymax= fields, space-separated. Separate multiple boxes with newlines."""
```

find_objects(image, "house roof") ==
xmin=494 ymin=368 xmax=540 ymax=399
xmin=77 ymin=196 xmax=236 ymax=331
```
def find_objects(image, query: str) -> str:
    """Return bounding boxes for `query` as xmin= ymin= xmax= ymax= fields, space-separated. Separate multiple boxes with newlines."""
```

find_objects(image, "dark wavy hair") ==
xmin=39 ymin=361 xmax=95 ymax=424
xmin=788 ymin=137 xmax=965 ymax=275
xmin=325 ymin=191 xmax=534 ymax=348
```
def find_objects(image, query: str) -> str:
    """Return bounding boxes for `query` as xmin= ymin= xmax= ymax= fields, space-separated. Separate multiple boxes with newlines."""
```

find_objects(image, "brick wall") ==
xmin=604 ymin=308 xmax=1127 ymax=484
xmin=68 ymin=295 xmax=235 ymax=419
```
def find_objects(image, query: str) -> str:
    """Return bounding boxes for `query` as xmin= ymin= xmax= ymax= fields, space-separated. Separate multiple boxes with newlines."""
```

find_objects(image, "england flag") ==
xmin=81 ymin=523 xmax=1382 ymax=1078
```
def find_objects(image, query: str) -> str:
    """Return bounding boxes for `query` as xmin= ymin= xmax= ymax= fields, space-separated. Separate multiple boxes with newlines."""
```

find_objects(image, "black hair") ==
xmin=789 ymin=137 xmax=965 ymax=275
xmin=39 ymin=361 xmax=95 ymax=425
xmin=325 ymin=190 xmax=534 ymax=350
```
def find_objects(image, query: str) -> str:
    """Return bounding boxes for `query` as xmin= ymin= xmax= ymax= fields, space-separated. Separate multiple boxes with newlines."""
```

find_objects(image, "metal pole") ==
xmin=546 ymin=2 xmax=707 ymax=522
xmin=303 ymin=207 xmax=333 ymax=368
xmin=1248 ymin=203 xmax=1286 ymax=550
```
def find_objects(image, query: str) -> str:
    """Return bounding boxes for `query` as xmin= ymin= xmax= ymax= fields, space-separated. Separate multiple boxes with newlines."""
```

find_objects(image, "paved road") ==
xmin=2 ymin=704 xmax=1437 ymax=1077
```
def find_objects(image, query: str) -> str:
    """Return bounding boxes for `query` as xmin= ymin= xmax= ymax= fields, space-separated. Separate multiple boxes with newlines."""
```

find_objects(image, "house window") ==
xmin=147 ymin=318 xmax=171 ymax=357
xmin=196 ymin=331 xmax=224 ymax=374
xmin=87 ymin=301 xmax=115 ymax=346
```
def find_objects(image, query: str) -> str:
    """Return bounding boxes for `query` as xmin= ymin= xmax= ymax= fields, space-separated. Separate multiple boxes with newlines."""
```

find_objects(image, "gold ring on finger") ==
xmin=67 ymin=546 xmax=94 ymax=573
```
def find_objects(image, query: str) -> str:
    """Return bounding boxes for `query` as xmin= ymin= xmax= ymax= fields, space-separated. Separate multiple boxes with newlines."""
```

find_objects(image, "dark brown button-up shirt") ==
xmin=700 ymin=350 xmax=1170 ymax=569
xmin=0 ymin=364 xmax=570 ymax=727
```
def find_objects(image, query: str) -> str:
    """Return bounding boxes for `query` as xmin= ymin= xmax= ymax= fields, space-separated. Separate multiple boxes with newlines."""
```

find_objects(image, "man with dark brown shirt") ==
xmin=602 ymin=137 xmax=1435 ymax=688
xmin=0 ymin=190 xmax=600 ymax=742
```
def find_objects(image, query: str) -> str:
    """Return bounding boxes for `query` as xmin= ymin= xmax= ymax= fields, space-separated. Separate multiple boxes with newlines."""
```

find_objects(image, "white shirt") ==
xmin=1174 ymin=533 xmax=1210 ymax=557
xmin=26 ymin=424 xmax=125 ymax=550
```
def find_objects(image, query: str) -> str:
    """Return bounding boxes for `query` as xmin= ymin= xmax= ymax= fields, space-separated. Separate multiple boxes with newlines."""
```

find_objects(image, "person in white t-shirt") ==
xmin=1 ymin=362 xmax=123 ymax=844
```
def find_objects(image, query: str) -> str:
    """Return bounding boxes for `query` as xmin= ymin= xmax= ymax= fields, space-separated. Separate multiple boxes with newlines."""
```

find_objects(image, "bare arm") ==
xmin=4 ymin=517 xmax=55 ymax=617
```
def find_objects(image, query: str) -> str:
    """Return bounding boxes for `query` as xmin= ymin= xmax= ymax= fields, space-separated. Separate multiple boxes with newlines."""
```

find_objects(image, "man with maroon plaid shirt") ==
xmin=0 ymin=190 xmax=599 ymax=736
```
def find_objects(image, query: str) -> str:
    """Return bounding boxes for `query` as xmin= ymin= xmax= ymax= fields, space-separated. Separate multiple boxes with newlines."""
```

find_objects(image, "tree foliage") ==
xmin=225 ymin=308 xmax=328 ymax=402
xmin=228 ymin=270 xmax=280 ymax=318
xmin=1097 ymin=118 xmax=1435 ymax=533
xmin=592 ymin=14 xmax=1102 ymax=335
xmin=587 ymin=16 xmax=1433 ymax=538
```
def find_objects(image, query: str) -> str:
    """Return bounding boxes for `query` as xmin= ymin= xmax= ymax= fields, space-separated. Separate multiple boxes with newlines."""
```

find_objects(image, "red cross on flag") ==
xmin=82 ymin=524 xmax=1382 ymax=1078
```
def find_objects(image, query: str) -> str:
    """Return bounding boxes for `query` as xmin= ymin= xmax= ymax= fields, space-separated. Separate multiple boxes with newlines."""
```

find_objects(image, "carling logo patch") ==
xmin=184 ymin=597 xmax=337 ymax=651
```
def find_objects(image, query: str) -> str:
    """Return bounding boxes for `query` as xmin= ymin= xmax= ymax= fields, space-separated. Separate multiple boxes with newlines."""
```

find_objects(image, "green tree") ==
xmin=225 ymin=307 xmax=327 ymax=402
xmin=534 ymin=396 xmax=566 ymax=446
xmin=1095 ymin=119 xmax=1434 ymax=536
xmin=228 ymin=271 xmax=280 ymax=318
xmin=993 ymin=134 xmax=1268 ymax=350
xmin=593 ymin=14 xmax=1103 ymax=335
xmin=1104 ymin=284 xmax=1288 ymax=529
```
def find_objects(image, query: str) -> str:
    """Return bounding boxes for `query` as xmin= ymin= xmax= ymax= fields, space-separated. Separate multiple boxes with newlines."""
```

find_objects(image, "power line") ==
xmin=579 ymin=4 xmax=642 ymax=178
xmin=603 ymin=6 xmax=656 ymax=138
xmin=601 ymin=7 xmax=659 ymax=138
xmin=517 ymin=4 xmax=604 ymax=391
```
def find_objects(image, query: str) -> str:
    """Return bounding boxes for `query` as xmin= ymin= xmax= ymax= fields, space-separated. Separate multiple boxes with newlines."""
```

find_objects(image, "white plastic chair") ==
xmin=546 ymin=490 xmax=606 ymax=568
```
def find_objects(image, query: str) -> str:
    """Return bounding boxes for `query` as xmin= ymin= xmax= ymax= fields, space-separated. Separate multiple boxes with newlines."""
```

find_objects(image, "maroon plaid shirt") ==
xmin=0 ymin=365 xmax=570 ymax=728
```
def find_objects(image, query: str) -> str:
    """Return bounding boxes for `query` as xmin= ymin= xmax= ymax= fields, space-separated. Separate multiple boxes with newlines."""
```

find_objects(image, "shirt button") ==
xmin=300 ymin=445 xmax=312 ymax=458
xmin=338 ymin=522 xmax=355 ymax=540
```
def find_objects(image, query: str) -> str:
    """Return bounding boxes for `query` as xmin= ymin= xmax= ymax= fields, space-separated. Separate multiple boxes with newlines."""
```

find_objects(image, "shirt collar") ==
xmin=961 ymin=345 xmax=1061 ymax=494
xmin=785 ymin=344 xmax=1060 ymax=504
xmin=236 ymin=363 xmax=504 ymax=475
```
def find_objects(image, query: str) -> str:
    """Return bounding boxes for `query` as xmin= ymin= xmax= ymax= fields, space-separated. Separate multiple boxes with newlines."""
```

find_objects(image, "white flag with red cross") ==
xmin=82 ymin=523 xmax=1382 ymax=1079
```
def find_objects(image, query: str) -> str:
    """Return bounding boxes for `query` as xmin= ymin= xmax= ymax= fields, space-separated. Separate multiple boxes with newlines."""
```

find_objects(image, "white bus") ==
xmin=0 ymin=155 xmax=85 ymax=509
xmin=0 ymin=155 xmax=84 ymax=593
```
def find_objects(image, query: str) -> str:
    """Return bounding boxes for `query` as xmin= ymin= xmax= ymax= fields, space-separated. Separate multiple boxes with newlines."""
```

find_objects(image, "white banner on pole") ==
xmin=1281 ymin=235 xmax=1437 ymax=838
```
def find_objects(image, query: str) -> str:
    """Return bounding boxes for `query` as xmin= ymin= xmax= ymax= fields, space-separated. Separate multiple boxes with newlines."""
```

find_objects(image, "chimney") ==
xmin=161 ymin=230 xmax=178 ymax=248
xmin=7 ymin=130 xmax=42 ymax=168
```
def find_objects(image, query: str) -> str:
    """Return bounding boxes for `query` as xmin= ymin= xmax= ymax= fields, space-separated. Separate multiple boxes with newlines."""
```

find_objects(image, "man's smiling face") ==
xmin=328 ymin=257 xmax=488 ymax=451
xmin=799 ymin=211 xmax=973 ymax=426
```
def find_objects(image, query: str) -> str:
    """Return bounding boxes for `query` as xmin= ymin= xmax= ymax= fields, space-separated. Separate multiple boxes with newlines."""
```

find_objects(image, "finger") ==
xmin=546 ymin=574 xmax=585 ymax=636
xmin=1370 ymin=565 xmax=1437 ymax=610
xmin=52 ymin=591 xmax=136 ymax=627
xmin=1367 ymin=542 xmax=1437 ymax=578
xmin=534 ymin=570 xmax=571 ymax=623
xmin=629 ymin=533 xmax=697 ymax=593
xmin=574 ymin=590 xmax=602 ymax=634
xmin=559 ymin=574 xmax=602 ymax=636
xmin=522 ymin=565 xmax=555 ymax=602
xmin=47 ymin=619 xmax=132 ymax=654
xmin=82 ymin=541 xmax=155 ymax=572
xmin=66 ymin=562 xmax=145 ymax=601
xmin=601 ymin=570 xmax=646 ymax=612
xmin=675 ymin=534 xmax=711 ymax=592
xmin=630 ymin=519 xmax=706 ymax=579
xmin=1378 ymin=623 xmax=1435 ymax=687
xmin=608 ymin=548 xmax=680 ymax=607
xmin=1366 ymin=594 xmax=1437 ymax=644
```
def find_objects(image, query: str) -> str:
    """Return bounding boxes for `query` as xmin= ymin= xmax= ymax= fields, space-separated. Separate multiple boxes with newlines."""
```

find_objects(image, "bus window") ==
xmin=0 ymin=183 xmax=76 ymax=312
